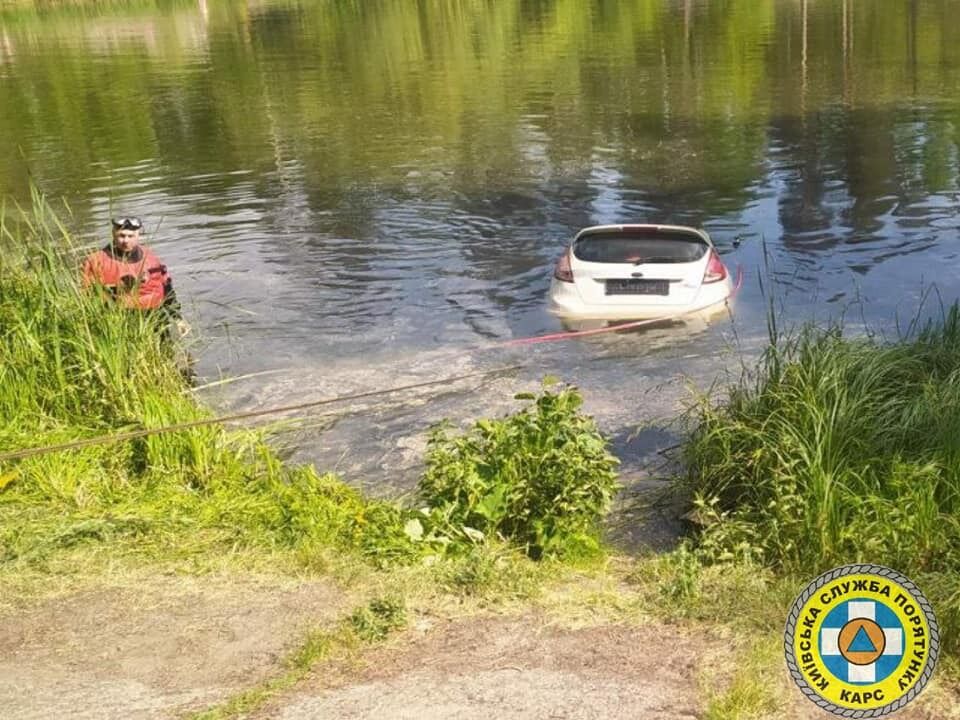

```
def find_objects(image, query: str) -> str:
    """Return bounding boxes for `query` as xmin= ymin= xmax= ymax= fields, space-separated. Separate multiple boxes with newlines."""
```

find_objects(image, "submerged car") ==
xmin=547 ymin=224 xmax=732 ymax=320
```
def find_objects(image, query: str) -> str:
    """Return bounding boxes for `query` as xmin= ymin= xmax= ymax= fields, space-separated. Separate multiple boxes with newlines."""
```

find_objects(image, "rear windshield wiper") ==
xmin=632 ymin=256 xmax=680 ymax=265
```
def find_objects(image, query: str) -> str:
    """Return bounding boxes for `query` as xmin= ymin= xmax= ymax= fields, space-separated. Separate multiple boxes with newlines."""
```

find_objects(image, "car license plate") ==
xmin=605 ymin=279 xmax=669 ymax=296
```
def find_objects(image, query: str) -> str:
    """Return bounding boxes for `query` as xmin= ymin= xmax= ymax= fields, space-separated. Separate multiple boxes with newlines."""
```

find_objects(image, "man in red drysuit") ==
xmin=82 ymin=216 xmax=182 ymax=323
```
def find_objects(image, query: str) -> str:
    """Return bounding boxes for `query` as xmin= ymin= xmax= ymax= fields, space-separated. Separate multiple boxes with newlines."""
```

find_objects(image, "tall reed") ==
xmin=683 ymin=309 xmax=960 ymax=650
xmin=0 ymin=191 xmax=416 ymax=569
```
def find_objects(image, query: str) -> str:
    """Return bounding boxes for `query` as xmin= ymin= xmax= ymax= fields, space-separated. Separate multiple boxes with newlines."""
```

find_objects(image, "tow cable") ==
xmin=0 ymin=365 xmax=522 ymax=463
xmin=1 ymin=264 xmax=744 ymax=463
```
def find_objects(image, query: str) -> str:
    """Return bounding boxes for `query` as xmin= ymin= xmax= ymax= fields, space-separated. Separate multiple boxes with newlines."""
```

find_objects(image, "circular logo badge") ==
xmin=785 ymin=565 xmax=939 ymax=717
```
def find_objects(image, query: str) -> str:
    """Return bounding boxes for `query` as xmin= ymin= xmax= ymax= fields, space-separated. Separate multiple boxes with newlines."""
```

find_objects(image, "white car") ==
xmin=547 ymin=224 xmax=733 ymax=320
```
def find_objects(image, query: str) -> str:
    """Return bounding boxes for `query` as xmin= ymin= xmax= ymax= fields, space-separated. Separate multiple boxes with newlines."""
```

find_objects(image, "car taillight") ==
xmin=703 ymin=249 xmax=728 ymax=284
xmin=554 ymin=249 xmax=574 ymax=283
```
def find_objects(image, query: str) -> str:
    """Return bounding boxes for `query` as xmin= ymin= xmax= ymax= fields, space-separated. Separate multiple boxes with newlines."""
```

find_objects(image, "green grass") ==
xmin=0 ymin=191 xmax=424 ymax=588
xmin=682 ymin=308 xmax=960 ymax=654
xmin=701 ymin=637 xmax=784 ymax=720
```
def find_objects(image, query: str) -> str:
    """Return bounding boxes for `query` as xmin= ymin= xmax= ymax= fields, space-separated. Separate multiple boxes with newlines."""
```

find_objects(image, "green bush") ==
xmin=419 ymin=380 xmax=620 ymax=560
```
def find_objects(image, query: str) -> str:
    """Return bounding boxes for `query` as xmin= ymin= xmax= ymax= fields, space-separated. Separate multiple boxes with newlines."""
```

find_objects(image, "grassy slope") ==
xmin=0 ymin=194 xmax=578 ymax=717
xmin=683 ymin=313 xmax=960 ymax=655
xmin=0 ymin=195 xmax=425 ymax=592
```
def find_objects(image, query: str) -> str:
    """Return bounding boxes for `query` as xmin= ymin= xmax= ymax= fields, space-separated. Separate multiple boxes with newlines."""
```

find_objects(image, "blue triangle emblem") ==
xmin=848 ymin=626 xmax=877 ymax=653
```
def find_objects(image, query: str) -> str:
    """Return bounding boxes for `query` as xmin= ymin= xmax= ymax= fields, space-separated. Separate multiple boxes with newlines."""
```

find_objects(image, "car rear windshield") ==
xmin=572 ymin=231 xmax=708 ymax=264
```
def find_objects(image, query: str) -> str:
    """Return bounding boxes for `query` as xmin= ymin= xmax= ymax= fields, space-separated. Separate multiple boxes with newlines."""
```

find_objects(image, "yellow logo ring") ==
xmin=785 ymin=565 xmax=939 ymax=717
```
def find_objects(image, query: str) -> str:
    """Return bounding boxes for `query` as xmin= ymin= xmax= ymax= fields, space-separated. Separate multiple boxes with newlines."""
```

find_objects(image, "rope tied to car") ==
xmin=1 ymin=263 xmax=744 ymax=463
xmin=0 ymin=364 xmax=523 ymax=463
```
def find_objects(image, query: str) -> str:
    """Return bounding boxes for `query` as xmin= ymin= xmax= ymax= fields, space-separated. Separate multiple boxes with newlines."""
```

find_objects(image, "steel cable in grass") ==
xmin=0 ymin=365 xmax=523 ymax=463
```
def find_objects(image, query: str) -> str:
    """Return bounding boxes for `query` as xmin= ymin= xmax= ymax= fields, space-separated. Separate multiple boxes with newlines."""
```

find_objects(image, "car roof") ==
xmin=573 ymin=224 xmax=712 ymax=245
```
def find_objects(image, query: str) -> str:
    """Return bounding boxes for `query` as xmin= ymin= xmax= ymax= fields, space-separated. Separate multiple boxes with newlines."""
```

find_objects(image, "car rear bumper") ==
xmin=547 ymin=278 xmax=732 ymax=320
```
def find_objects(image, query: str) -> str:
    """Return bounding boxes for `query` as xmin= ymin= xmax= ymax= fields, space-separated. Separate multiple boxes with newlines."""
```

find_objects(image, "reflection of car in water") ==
xmin=556 ymin=303 xmax=731 ymax=334
xmin=548 ymin=224 xmax=733 ymax=321
xmin=554 ymin=306 xmax=732 ymax=358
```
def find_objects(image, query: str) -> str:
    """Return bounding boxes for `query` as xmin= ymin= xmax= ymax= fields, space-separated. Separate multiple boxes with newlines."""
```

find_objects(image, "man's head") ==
xmin=111 ymin=217 xmax=143 ymax=254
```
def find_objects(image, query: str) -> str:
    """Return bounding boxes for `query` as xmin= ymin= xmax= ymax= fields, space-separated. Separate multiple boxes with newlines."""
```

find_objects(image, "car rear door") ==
xmin=568 ymin=227 xmax=710 ymax=307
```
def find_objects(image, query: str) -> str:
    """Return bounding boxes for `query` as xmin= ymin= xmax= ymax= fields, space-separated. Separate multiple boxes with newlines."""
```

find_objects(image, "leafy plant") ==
xmin=348 ymin=597 xmax=407 ymax=642
xmin=419 ymin=380 xmax=620 ymax=560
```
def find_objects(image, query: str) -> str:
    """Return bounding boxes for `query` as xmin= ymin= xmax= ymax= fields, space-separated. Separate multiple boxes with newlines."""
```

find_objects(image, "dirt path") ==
xmin=259 ymin=615 xmax=709 ymax=720
xmin=2 ymin=587 xmax=952 ymax=720
xmin=0 ymin=575 xmax=346 ymax=720
xmin=259 ymin=613 xmax=950 ymax=720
